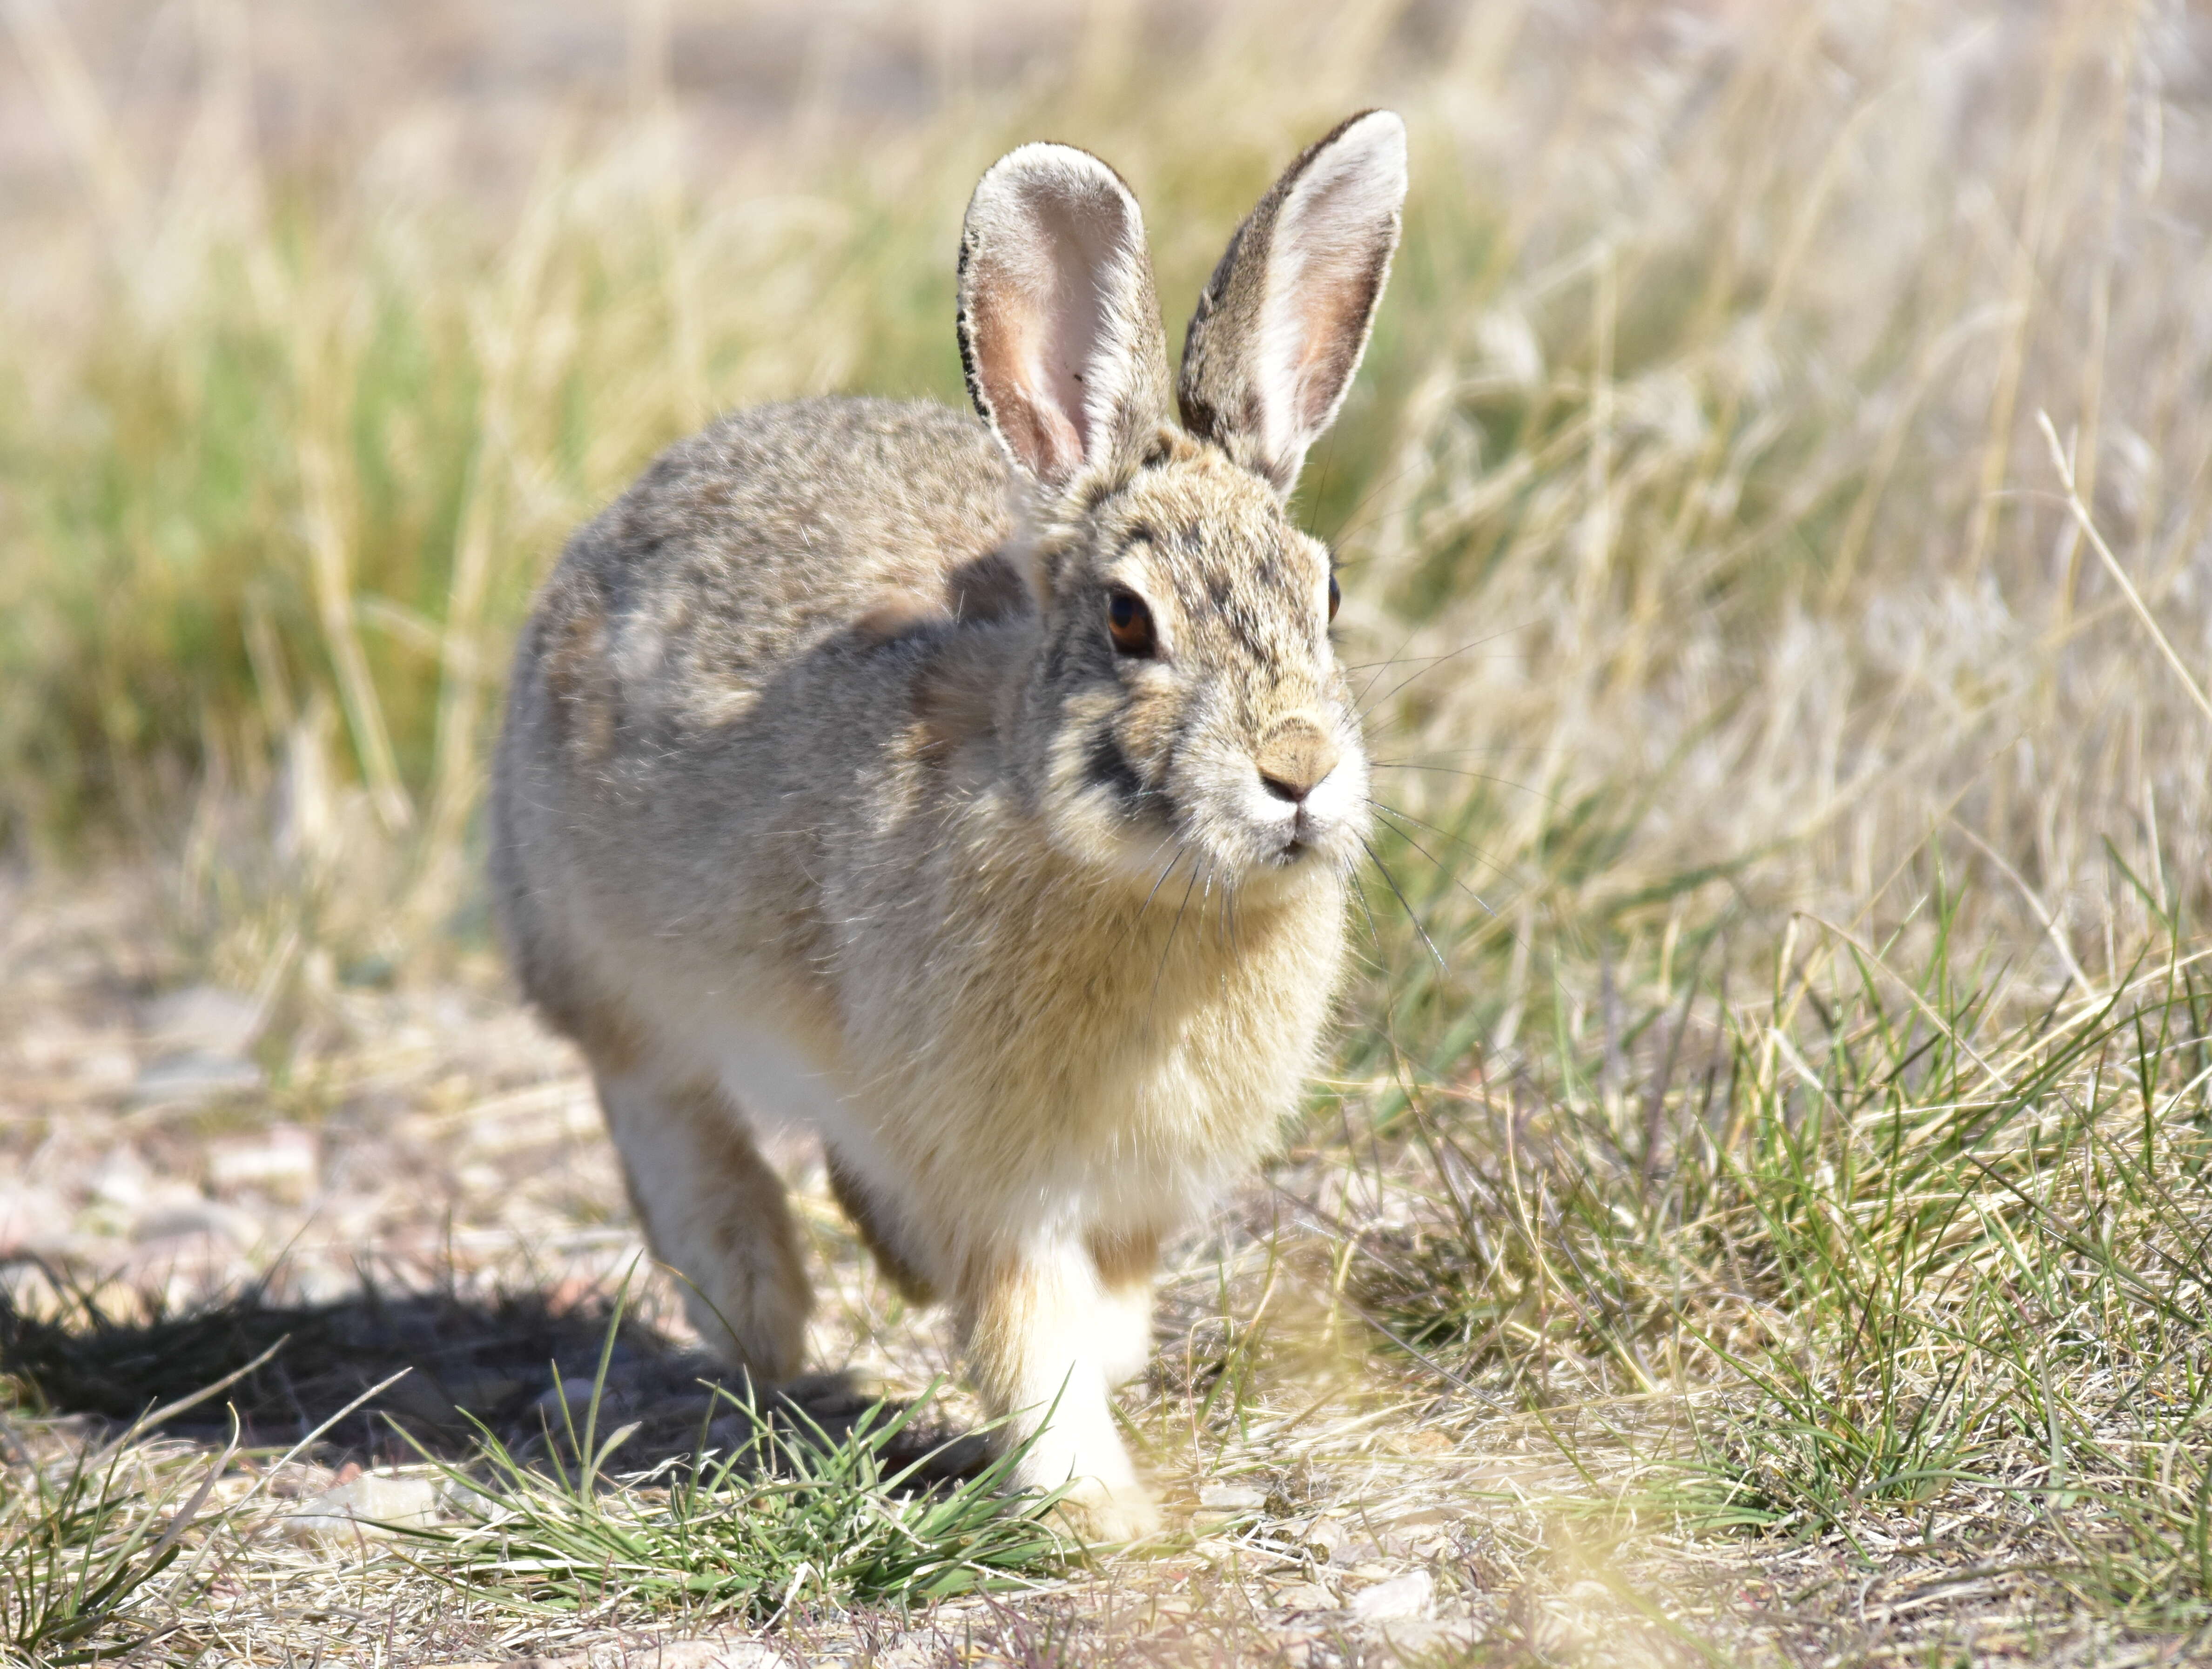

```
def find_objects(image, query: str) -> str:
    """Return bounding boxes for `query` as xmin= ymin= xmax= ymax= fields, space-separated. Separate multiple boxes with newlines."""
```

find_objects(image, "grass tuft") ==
xmin=0 ymin=1426 xmax=223 ymax=1666
xmin=398 ymin=1377 xmax=1074 ymax=1626
xmin=1349 ymin=878 xmax=2212 ymax=1629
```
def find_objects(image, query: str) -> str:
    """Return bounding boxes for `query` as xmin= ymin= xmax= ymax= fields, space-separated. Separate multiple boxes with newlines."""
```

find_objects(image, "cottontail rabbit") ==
xmin=490 ymin=111 xmax=1406 ymax=1539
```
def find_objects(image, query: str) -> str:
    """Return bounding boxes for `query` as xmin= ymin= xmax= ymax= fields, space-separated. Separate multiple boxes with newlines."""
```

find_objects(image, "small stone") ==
xmin=88 ymin=1146 xmax=151 ymax=1211
xmin=532 ymin=1376 xmax=602 ymax=1415
xmin=208 ymin=1124 xmax=317 ymax=1202
xmin=380 ymin=1373 xmax=466 ymax=1432
xmin=638 ymin=1641 xmax=785 ymax=1669
xmin=1288 ymin=1515 xmax=1351 ymax=1562
xmin=141 ymin=985 xmax=262 ymax=1057
xmin=1371 ymin=1617 xmax=1477 ymax=1657
xmin=1197 ymin=1483 xmax=1267 ymax=1511
xmin=289 ymin=1262 xmax=357 ymax=1306
xmin=1351 ymin=1570 xmax=1434 ymax=1625
xmin=870 ymin=1642 xmax=935 ymax=1669
xmin=131 ymin=1052 xmax=264 ymax=1108
xmin=1390 ymin=1427 xmax=1453 ymax=1456
xmin=1274 ymin=1581 xmax=1338 ymax=1613
xmin=285 ymin=1473 xmax=442 ymax=1539
xmin=130 ymin=1187 xmax=253 ymax=1245
xmin=0 ymin=1184 xmax=70 ymax=1256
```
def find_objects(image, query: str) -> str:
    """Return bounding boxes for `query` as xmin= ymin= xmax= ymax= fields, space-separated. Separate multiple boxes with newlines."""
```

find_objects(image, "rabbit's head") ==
xmin=956 ymin=112 xmax=1406 ymax=901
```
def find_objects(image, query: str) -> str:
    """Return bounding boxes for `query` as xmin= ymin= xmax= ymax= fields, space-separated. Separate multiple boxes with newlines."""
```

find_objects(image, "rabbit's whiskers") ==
xmin=1365 ymin=801 xmax=1504 ymax=909
xmin=1357 ymin=832 xmax=1448 ymax=977
xmin=1347 ymin=870 xmax=1390 ymax=975
xmin=1150 ymin=860 xmax=1207 ymax=1011
xmin=1352 ymin=624 xmax=1526 ymax=716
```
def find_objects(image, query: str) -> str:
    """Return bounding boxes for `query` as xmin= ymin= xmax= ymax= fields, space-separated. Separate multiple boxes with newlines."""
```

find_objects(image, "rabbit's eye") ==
xmin=1106 ymin=588 xmax=1156 ymax=657
xmin=1327 ymin=572 xmax=1341 ymax=623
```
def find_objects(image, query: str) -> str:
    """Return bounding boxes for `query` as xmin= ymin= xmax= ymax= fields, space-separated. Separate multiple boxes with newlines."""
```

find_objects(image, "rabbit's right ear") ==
xmin=958 ymin=144 xmax=1172 ymax=490
xmin=1177 ymin=111 xmax=1407 ymax=499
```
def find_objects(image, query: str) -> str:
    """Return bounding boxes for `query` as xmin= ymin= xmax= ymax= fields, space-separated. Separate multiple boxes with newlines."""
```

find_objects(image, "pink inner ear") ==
xmin=972 ymin=267 xmax=1087 ymax=481
xmin=1009 ymin=334 xmax=1086 ymax=479
xmin=1290 ymin=276 xmax=1371 ymax=431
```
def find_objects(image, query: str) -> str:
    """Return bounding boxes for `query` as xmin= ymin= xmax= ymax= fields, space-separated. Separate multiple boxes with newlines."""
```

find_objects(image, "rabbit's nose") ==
xmin=1255 ymin=720 xmax=1340 ymax=805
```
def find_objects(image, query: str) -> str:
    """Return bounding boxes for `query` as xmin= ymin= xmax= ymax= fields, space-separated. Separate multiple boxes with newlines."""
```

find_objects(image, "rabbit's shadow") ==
xmin=0 ymin=1264 xmax=988 ymax=1486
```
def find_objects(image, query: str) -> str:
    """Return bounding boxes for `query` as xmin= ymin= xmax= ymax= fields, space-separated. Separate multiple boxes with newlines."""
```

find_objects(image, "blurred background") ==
xmin=5 ymin=0 xmax=2207 ymax=1009
xmin=4 ymin=3 xmax=2212 ymax=1657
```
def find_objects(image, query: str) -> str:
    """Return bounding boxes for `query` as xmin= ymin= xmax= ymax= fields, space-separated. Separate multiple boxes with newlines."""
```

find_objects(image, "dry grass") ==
xmin=4 ymin=0 xmax=2212 ymax=1662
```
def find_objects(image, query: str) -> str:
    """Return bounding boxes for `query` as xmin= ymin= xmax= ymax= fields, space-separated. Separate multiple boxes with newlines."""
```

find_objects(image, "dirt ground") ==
xmin=0 ymin=867 xmax=2185 ymax=1667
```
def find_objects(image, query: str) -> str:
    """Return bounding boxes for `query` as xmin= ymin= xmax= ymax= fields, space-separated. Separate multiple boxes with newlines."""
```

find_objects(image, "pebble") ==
xmin=532 ymin=1376 xmax=605 ymax=1415
xmin=129 ymin=1188 xmax=255 ymax=1245
xmin=380 ymin=1373 xmax=467 ymax=1431
xmin=130 ymin=1052 xmax=264 ymax=1108
xmin=141 ymin=985 xmax=262 ymax=1057
xmin=1197 ymin=1483 xmax=1267 ymax=1511
xmin=1351 ymin=1570 xmax=1434 ymax=1624
xmin=439 ymin=1370 xmax=524 ymax=1411
xmin=88 ymin=1146 xmax=152 ymax=1210
xmin=131 ymin=983 xmax=268 ymax=1108
xmin=207 ymin=1124 xmax=318 ymax=1202
xmin=284 ymin=1474 xmax=442 ymax=1539
xmin=1286 ymin=1514 xmax=1352 ymax=1562
xmin=1274 ymin=1581 xmax=1338 ymax=1613
xmin=0 ymin=1184 xmax=71 ymax=1255
xmin=1369 ymin=1617 xmax=1477 ymax=1656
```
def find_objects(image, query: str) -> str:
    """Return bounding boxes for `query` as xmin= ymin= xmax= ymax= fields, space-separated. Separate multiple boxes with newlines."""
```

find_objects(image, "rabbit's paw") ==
xmin=1048 ymin=1477 xmax=1163 ymax=1548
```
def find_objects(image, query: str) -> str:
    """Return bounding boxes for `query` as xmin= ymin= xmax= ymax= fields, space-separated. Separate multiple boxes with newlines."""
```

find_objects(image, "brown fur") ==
xmin=827 ymin=1150 xmax=938 ymax=1306
xmin=1087 ymin=1225 xmax=1161 ymax=1293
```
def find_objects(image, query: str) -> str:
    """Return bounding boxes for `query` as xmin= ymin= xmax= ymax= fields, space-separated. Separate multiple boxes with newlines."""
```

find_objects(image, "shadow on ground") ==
xmin=0 ymin=1261 xmax=987 ymax=1481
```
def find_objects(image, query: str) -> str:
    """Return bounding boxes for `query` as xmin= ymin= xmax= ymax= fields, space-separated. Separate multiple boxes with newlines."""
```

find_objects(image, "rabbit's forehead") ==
xmin=1098 ymin=469 xmax=1328 ymax=617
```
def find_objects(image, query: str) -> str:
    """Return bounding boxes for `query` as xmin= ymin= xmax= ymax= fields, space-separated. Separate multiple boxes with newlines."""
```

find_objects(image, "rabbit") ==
xmin=488 ymin=110 xmax=1407 ymax=1541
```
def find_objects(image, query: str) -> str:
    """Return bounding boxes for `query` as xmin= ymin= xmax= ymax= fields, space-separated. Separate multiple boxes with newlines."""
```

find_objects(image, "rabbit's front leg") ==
xmin=960 ymin=1239 xmax=1162 ymax=1542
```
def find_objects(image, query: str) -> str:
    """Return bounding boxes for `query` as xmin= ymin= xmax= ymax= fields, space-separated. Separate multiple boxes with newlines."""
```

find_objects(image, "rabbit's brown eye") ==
xmin=1327 ymin=572 xmax=1341 ymax=622
xmin=1106 ymin=588 xmax=1156 ymax=657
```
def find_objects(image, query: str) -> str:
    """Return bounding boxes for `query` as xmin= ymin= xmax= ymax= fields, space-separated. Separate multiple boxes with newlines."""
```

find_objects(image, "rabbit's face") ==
xmin=958 ymin=113 xmax=1405 ymax=900
xmin=1023 ymin=442 xmax=1370 ymax=897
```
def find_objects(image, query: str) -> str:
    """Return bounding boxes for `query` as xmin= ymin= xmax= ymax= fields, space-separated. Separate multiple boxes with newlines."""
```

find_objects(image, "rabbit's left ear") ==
xmin=958 ymin=144 xmax=1173 ymax=489
xmin=1177 ymin=111 xmax=1407 ymax=499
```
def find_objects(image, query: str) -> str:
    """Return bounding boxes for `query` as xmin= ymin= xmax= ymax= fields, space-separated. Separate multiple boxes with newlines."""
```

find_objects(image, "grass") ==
xmin=0 ymin=1423 xmax=225 ymax=1664
xmin=382 ymin=1279 xmax=1076 ymax=1625
xmin=7 ymin=0 xmax=2212 ymax=1660
xmin=0 ymin=1281 xmax=1076 ymax=1662
xmin=1350 ymin=885 xmax=2212 ymax=1626
xmin=398 ymin=1376 xmax=1072 ymax=1625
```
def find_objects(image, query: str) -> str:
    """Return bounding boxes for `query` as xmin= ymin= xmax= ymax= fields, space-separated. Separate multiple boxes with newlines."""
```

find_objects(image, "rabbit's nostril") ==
xmin=1253 ymin=719 xmax=1339 ymax=808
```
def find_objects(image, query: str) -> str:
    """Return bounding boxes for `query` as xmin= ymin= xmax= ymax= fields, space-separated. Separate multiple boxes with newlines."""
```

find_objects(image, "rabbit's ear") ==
xmin=1177 ymin=111 xmax=1406 ymax=499
xmin=958 ymin=144 xmax=1172 ymax=489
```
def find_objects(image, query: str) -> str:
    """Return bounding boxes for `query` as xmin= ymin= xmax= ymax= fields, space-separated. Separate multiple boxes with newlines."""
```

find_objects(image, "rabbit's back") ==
xmin=539 ymin=396 xmax=1015 ymax=729
xmin=489 ymin=395 xmax=1022 ymax=1084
